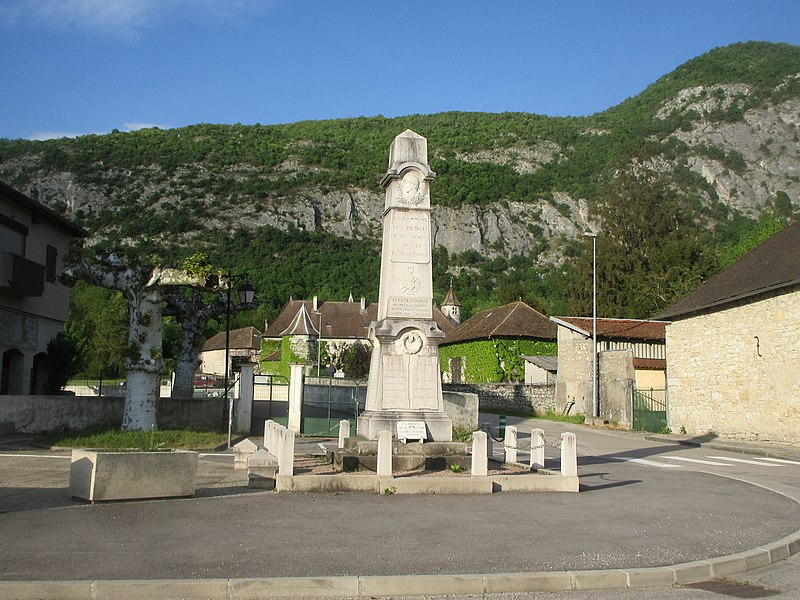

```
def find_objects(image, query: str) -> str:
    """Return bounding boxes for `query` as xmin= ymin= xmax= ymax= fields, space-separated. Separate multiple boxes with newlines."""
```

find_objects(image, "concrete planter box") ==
xmin=68 ymin=449 xmax=198 ymax=502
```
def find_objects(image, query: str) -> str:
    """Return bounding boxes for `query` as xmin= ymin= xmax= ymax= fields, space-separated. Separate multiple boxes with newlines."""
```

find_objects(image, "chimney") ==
xmin=360 ymin=297 xmax=366 ymax=311
xmin=313 ymin=295 xmax=318 ymax=311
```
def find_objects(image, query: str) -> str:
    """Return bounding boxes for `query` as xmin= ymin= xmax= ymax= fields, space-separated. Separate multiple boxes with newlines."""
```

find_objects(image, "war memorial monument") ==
xmin=357 ymin=129 xmax=453 ymax=442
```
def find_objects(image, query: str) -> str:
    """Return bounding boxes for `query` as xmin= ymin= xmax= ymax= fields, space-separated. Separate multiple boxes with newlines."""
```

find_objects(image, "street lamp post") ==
xmin=223 ymin=274 xmax=257 ymax=448
xmin=584 ymin=232 xmax=598 ymax=419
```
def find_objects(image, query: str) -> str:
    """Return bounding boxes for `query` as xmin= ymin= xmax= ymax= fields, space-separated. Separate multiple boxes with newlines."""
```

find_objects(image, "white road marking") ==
xmin=753 ymin=457 xmax=800 ymax=466
xmin=0 ymin=454 xmax=69 ymax=459
xmin=707 ymin=456 xmax=783 ymax=467
xmin=660 ymin=456 xmax=734 ymax=466
xmin=612 ymin=456 xmax=682 ymax=468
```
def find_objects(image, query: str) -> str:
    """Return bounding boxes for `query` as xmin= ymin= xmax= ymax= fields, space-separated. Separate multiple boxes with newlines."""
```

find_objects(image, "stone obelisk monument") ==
xmin=357 ymin=130 xmax=452 ymax=441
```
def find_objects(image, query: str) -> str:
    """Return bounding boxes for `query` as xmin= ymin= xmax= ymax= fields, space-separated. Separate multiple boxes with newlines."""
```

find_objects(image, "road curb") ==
xmin=3 ymin=531 xmax=799 ymax=599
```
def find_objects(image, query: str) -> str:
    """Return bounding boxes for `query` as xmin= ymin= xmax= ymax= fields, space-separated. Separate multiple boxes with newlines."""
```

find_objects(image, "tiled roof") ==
xmin=441 ymin=301 xmax=556 ymax=345
xmin=633 ymin=358 xmax=667 ymax=370
xmin=202 ymin=326 xmax=262 ymax=352
xmin=442 ymin=285 xmax=461 ymax=307
xmin=551 ymin=317 xmax=667 ymax=342
xmin=280 ymin=304 xmax=319 ymax=336
xmin=657 ymin=221 xmax=800 ymax=320
xmin=264 ymin=299 xmax=457 ymax=339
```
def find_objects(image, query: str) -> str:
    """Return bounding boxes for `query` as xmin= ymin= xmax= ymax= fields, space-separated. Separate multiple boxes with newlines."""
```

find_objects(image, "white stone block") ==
xmin=278 ymin=428 xmax=295 ymax=476
xmin=530 ymin=428 xmax=545 ymax=470
xmin=263 ymin=419 xmax=277 ymax=452
xmin=338 ymin=420 xmax=350 ymax=449
xmin=377 ymin=430 xmax=392 ymax=477
xmin=233 ymin=438 xmax=258 ymax=470
xmin=471 ymin=430 xmax=488 ymax=477
xmin=69 ymin=449 xmax=197 ymax=501
xmin=560 ymin=432 xmax=577 ymax=477
xmin=504 ymin=425 xmax=518 ymax=464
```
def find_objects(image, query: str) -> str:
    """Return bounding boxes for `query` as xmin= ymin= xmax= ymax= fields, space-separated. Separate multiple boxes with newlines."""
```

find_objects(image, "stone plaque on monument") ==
xmin=357 ymin=130 xmax=452 ymax=441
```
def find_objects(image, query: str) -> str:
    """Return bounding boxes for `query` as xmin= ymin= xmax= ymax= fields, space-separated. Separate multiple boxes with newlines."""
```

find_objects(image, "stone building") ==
xmin=199 ymin=326 xmax=262 ymax=377
xmin=0 ymin=181 xmax=86 ymax=395
xmin=550 ymin=317 xmax=667 ymax=426
xmin=657 ymin=221 xmax=800 ymax=444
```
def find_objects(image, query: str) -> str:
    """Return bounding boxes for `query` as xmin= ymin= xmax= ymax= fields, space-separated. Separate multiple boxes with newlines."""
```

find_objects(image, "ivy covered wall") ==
xmin=260 ymin=336 xmax=306 ymax=379
xmin=439 ymin=339 xmax=557 ymax=383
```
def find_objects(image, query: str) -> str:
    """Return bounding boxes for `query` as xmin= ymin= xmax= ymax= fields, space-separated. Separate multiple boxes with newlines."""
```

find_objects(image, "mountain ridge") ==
xmin=1 ymin=41 xmax=798 ymax=319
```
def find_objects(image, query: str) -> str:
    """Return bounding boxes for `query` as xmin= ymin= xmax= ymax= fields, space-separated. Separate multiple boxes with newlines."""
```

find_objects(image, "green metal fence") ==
xmin=632 ymin=388 xmax=667 ymax=433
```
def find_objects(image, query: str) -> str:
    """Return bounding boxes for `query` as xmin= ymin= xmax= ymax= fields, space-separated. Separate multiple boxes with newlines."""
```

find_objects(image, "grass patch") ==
xmin=452 ymin=427 xmax=473 ymax=442
xmin=43 ymin=428 xmax=228 ymax=451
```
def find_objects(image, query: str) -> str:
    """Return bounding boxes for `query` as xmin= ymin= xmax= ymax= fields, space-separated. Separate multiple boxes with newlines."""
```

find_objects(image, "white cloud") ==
xmin=0 ymin=0 xmax=269 ymax=35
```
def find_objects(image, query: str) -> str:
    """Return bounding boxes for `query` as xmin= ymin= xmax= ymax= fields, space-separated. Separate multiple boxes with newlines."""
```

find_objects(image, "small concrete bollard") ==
xmin=504 ymin=425 xmax=518 ymax=464
xmin=233 ymin=438 xmax=258 ymax=470
xmin=377 ymin=430 xmax=392 ymax=477
xmin=338 ymin=420 xmax=350 ymax=449
xmin=530 ymin=428 xmax=545 ymax=470
xmin=471 ymin=430 xmax=488 ymax=477
xmin=560 ymin=432 xmax=577 ymax=477
xmin=278 ymin=427 xmax=295 ymax=476
xmin=247 ymin=449 xmax=279 ymax=490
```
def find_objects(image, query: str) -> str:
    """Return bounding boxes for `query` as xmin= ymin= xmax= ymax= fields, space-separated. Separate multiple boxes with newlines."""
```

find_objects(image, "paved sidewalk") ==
xmin=1 ymin=428 xmax=799 ymax=598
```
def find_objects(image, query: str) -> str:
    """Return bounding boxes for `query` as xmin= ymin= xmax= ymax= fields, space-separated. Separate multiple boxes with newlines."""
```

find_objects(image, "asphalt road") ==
xmin=1 ymin=419 xmax=800 ymax=596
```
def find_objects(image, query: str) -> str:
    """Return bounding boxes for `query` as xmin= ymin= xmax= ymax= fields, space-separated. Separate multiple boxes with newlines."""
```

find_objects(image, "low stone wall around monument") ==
xmin=443 ymin=383 xmax=557 ymax=416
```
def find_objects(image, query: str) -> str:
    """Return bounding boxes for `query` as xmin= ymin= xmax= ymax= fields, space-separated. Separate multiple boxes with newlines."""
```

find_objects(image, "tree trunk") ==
xmin=171 ymin=326 xmax=202 ymax=398
xmin=121 ymin=290 xmax=164 ymax=431
xmin=166 ymin=290 xmax=225 ymax=399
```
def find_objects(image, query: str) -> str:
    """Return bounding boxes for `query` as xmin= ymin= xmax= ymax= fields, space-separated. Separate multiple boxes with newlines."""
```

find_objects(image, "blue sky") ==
xmin=1 ymin=0 xmax=799 ymax=141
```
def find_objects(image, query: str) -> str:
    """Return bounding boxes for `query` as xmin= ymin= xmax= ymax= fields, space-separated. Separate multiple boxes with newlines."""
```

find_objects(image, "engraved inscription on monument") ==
xmin=388 ymin=297 xmax=432 ymax=319
xmin=409 ymin=356 xmax=440 ymax=410
xmin=382 ymin=354 xmax=408 ymax=409
xmin=389 ymin=211 xmax=430 ymax=264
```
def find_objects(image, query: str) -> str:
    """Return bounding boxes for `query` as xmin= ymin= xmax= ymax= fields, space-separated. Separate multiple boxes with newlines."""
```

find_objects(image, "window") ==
xmin=0 ymin=220 xmax=26 ymax=255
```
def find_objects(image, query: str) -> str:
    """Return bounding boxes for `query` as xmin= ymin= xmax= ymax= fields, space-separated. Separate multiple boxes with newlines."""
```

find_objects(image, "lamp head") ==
xmin=237 ymin=282 xmax=256 ymax=306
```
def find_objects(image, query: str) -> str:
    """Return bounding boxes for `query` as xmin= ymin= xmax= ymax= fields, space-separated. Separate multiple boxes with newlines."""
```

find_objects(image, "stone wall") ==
xmin=666 ymin=286 xmax=800 ymax=444
xmin=443 ymin=383 xmax=556 ymax=415
xmin=442 ymin=390 xmax=479 ymax=431
xmin=554 ymin=326 xmax=593 ymax=417
xmin=0 ymin=395 xmax=226 ymax=433
xmin=598 ymin=350 xmax=634 ymax=427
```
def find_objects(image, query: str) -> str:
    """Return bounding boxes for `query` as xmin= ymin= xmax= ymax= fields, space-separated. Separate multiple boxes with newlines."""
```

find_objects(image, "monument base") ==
xmin=357 ymin=410 xmax=453 ymax=442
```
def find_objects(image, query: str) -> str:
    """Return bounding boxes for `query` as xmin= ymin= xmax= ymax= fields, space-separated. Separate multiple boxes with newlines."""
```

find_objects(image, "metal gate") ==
xmin=632 ymin=387 xmax=667 ymax=433
xmin=301 ymin=377 xmax=367 ymax=436
xmin=252 ymin=374 xmax=290 ymax=436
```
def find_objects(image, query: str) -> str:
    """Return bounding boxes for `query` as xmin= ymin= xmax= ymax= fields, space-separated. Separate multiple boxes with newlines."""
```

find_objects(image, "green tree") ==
xmin=66 ymin=281 xmax=129 ymax=376
xmin=571 ymin=171 xmax=711 ymax=318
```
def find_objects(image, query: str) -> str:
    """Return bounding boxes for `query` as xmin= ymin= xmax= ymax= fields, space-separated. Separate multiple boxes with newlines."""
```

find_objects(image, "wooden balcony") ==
xmin=0 ymin=252 xmax=45 ymax=296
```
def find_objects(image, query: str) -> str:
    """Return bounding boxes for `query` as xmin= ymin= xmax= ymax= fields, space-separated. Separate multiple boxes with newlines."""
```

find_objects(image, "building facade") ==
xmin=550 ymin=317 xmax=667 ymax=425
xmin=0 ymin=181 xmax=86 ymax=395
xmin=658 ymin=222 xmax=800 ymax=443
